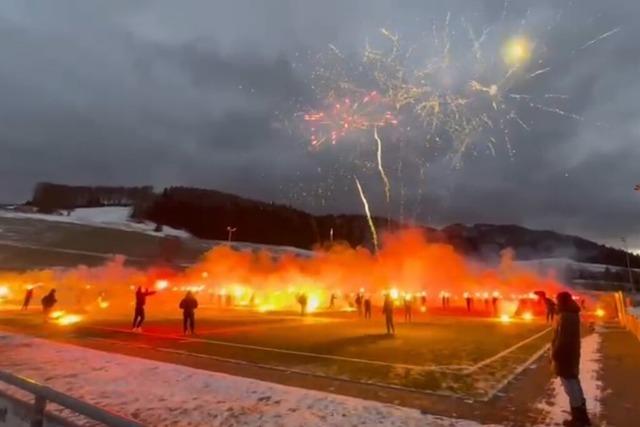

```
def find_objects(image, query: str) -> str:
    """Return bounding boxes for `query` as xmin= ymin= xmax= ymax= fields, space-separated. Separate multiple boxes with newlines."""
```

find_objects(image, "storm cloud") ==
xmin=0 ymin=0 xmax=639 ymax=248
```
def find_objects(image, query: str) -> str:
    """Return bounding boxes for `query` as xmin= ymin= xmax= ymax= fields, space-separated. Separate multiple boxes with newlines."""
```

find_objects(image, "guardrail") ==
xmin=0 ymin=370 xmax=143 ymax=427
xmin=614 ymin=291 xmax=640 ymax=341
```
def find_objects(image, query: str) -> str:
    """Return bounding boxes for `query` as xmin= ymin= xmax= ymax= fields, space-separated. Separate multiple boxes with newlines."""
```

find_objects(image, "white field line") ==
xmin=85 ymin=337 xmax=467 ymax=400
xmin=481 ymin=343 xmax=551 ymax=401
xmin=89 ymin=326 xmax=471 ymax=372
xmin=464 ymin=327 xmax=552 ymax=373
xmin=89 ymin=325 xmax=552 ymax=374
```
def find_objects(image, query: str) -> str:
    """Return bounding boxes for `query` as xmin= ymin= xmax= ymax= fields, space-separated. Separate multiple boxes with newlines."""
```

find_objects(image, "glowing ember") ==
xmin=522 ymin=311 xmax=533 ymax=321
xmin=0 ymin=286 xmax=9 ymax=299
xmin=500 ymin=314 xmax=511 ymax=323
xmin=155 ymin=280 xmax=169 ymax=291
xmin=56 ymin=314 xmax=83 ymax=326
xmin=595 ymin=308 xmax=605 ymax=318
xmin=49 ymin=310 xmax=66 ymax=320
xmin=420 ymin=306 xmax=427 ymax=313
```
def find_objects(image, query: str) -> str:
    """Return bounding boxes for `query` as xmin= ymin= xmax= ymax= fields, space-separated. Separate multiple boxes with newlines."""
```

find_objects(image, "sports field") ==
xmin=0 ymin=307 xmax=551 ymax=399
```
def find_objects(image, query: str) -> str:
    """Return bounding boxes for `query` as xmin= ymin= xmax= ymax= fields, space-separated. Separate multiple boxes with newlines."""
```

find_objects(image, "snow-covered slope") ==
xmin=0 ymin=207 xmax=189 ymax=238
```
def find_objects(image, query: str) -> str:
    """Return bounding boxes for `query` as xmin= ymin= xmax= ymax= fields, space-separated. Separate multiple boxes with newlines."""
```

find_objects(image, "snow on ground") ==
xmin=514 ymin=257 xmax=638 ymax=274
xmin=0 ymin=207 xmax=314 ymax=258
xmin=0 ymin=207 xmax=190 ymax=238
xmin=535 ymin=333 xmax=603 ymax=426
xmin=0 ymin=332 xmax=496 ymax=427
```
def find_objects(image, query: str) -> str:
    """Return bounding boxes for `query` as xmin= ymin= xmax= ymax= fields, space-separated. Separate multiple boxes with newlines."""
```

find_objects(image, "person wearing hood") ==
xmin=551 ymin=291 xmax=591 ymax=426
xmin=179 ymin=291 xmax=199 ymax=335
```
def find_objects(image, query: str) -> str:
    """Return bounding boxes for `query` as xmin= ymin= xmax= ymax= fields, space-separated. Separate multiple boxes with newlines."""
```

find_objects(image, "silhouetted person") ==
xmin=420 ymin=294 xmax=427 ymax=307
xmin=297 ymin=293 xmax=308 ymax=316
xmin=492 ymin=296 xmax=499 ymax=317
xmin=441 ymin=293 xmax=446 ymax=309
xmin=132 ymin=287 xmax=156 ymax=332
xmin=355 ymin=293 xmax=363 ymax=317
xmin=403 ymin=296 xmax=413 ymax=322
xmin=484 ymin=297 xmax=490 ymax=311
xmin=329 ymin=293 xmax=337 ymax=309
xmin=551 ymin=291 xmax=591 ymax=426
xmin=464 ymin=293 xmax=473 ymax=312
xmin=41 ymin=289 xmax=57 ymax=319
xmin=22 ymin=288 xmax=34 ymax=310
xmin=545 ymin=297 xmax=557 ymax=324
xmin=382 ymin=294 xmax=395 ymax=335
xmin=179 ymin=291 xmax=198 ymax=335
xmin=364 ymin=297 xmax=372 ymax=319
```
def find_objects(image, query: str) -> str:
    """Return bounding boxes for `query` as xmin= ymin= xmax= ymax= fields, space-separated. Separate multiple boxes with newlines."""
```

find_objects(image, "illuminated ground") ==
xmin=0 ymin=307 xmax=550 ymax=399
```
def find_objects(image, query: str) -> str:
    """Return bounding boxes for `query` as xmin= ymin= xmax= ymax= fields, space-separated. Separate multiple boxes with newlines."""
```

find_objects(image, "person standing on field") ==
xmin=382 ymin=294 xmax=395 ymax=335
xmin=551 ymin=291 xmax=591 ymax=426
xmin=179 ymin=291 xmax=198 ymax=335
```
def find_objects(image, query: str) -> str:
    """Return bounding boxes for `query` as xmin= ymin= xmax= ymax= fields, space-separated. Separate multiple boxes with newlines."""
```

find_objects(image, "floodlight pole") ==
xmin=621 ymin=237 xmax=636 ymax=293
xmin=227 ymin=226 xmax=237 ymax=243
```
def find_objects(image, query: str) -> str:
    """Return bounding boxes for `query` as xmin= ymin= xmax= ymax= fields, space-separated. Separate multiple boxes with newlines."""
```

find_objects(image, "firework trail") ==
xmin=374 ymin=126 xmax=391 ymax=203
xmin=528 ymin=67 xmax=551 ymax=79
xmin=578 ymin=27 xmax=621 ymax=50
xmin=354 ymin=175 xmax=379 ymax=251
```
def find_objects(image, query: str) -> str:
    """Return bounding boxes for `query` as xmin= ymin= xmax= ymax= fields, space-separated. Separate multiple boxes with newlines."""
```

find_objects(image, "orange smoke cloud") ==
xmin=0 ymin=229 xmax=565 ymax=315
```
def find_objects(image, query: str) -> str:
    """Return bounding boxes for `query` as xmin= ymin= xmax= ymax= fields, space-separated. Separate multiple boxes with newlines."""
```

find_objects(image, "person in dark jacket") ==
xmin=179 ymin=291 xmax=198 ymax=335
xmin=363 ymin=296 xmax=372 ymax=319
xmin=403 ymin=294 xmax=413 ymax=322
xmin=545 ymin=297 xmax=557 ymax=323
xmin=355 ymin=293 xmax=363 ymax=317
xmin=464 ymin=292 xmax=473 ymax=312
xmin=41 ymin=289 xmax=57 ymax=319
xmin=297 ymin=293 xmax=307 ymax=316
xmin=551 ymin=291 xmax=591 ymax=426
xmin=22 ymin=287 xmax=34 ymax=310
xmin=132 ymin=287 xmax=156 ymax=332
xmin=382 ymin=294 xmax=395 ymax=335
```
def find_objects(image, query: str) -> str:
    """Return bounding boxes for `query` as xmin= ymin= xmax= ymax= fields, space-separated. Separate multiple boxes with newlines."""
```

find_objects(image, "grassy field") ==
xmin=0 ymin=308 xmax=551 ymax=399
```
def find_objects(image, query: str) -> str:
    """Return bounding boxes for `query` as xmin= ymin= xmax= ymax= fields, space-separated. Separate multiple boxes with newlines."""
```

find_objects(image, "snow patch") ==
xmin=0 ymin=332 xmax=496 ymax=427
xmin=0 ymin=207 xmax=190 ymax=238
xmin=536 ymin=333 xmax=603 ymax=425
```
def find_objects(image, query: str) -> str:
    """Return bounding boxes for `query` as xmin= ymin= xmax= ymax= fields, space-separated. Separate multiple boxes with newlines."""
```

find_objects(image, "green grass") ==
xmin=0 ymin=309 xmax=550 ymax=398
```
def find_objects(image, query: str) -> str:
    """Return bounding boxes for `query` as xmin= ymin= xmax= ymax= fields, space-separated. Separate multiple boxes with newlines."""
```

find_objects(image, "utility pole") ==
xmin=226 ymin=226 xmax=237 ymax=243
xmin=621 ymin=237 xmax=636 ymax=292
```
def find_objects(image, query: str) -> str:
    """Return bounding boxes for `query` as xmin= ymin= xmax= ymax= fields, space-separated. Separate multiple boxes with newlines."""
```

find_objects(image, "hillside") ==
xmin=24 ymin=183 xmax=640 ymax=272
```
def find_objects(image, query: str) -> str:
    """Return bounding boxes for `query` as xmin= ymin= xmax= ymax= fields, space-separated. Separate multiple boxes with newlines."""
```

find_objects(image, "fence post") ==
xmin=30 ymin=395 xmax=46 ymax=427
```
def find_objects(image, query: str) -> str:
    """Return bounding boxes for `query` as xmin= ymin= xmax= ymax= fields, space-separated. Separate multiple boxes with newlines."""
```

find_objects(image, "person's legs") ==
xmin=189 ymin=313 xmax=195 ymax=334
xmin=560 ymin=377 xmax=590 ymax=425
xmin=136 ymin=308 xmax=145 ymax=328
xmin=183 ymin=314 xmax=188 ymax=334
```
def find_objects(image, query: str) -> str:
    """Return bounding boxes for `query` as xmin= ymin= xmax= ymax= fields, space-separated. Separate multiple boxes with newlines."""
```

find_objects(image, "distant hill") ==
xmin=28 ymin=183 xmax=640 ymax=273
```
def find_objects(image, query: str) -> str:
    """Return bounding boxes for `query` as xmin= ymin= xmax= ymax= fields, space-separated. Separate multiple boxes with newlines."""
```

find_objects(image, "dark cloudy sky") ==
xmin=1 ymin=1 xmax=639 ymax=248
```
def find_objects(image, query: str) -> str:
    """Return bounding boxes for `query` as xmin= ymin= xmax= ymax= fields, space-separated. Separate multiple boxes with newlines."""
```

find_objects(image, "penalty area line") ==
xmin=465 ymin=327 xmax=552 ymax=373
xmin=88 ymin=326 xmax=470 ymax=373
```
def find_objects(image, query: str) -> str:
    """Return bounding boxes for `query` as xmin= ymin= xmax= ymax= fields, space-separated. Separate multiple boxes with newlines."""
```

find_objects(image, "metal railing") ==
xmin=0 ymin=369 xmax=143 ymax=427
